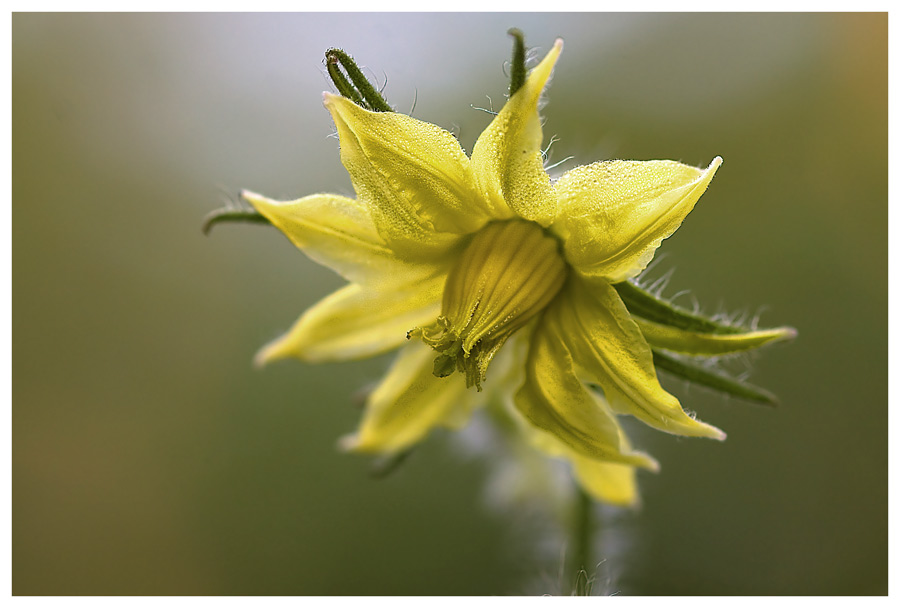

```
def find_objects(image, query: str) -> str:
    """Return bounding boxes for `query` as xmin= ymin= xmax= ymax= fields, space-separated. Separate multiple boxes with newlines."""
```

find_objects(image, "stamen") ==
xmin=409 ymin=220 xmax=568 ymax=390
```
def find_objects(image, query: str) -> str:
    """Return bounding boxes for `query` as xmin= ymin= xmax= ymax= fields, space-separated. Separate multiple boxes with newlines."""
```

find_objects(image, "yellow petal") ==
xmin=242 ymin=191 xmax=401 ymax=284
xmin=325 ymin=94 xmax=487 ymax=258
xmin=341 ymin=341 xmax=480 ymax=454
xmin=506 ymin=396 xmax=642 ymax=507
xmin=570 ymin=450 xmax=639 ymax=507
xmin=635 ymin=318 xmax=798 ymax=356
xmin=254 ymin=269 xmax=445 ymax=365
xmin=513 ymin=315 xmax=660 ymax=470
xmin=470 ymin=39 xmax=563 ymax=226
xmin=554 ymin=157 xmax=722 ymax=282
xmin=554 ymin=275 xmax=726 ymax=440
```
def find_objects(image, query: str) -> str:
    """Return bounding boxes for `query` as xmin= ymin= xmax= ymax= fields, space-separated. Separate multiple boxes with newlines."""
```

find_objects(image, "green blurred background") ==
xmin=13 ymin=13 xmax=886 ymax=595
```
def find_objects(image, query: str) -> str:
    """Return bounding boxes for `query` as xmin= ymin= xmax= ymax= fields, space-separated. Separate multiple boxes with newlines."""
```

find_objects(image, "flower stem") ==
xmin=570 ymin=486 xmax=594 ymax=595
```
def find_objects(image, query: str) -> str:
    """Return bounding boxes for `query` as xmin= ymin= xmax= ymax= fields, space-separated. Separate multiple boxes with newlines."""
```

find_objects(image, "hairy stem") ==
xmin=570 ymin=486 xmax=594 ymax=595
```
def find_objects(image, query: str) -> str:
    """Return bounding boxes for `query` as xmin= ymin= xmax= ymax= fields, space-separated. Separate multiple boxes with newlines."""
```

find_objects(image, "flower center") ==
xmin=409 ymin=220 xmax=568 ymax=390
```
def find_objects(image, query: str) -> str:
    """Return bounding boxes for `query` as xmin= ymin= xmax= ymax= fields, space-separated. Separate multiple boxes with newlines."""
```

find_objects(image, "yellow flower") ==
xmin=241 ymin=40 xmax=793 ymax=506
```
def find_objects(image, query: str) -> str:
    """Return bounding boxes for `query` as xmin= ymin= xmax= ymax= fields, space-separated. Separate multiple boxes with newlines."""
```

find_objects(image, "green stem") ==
xmin=570 ymin=486 xmax=594 ymax=595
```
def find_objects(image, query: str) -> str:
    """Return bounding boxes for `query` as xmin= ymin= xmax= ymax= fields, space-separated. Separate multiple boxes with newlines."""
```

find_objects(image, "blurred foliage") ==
xmin=13 ymin=13 xmax=886 ymax=595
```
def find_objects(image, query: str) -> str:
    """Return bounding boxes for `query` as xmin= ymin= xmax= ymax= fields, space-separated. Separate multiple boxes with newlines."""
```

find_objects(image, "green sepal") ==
xmin=651 ymin=348 xmax=778 ymax=406
xmin=369 ymin=447 xmax=414 ymax=478
xmin=325 ymin=48 xmax=392 ymax=112
xmin=614 ymin=280 xmax=743 ymax=335
xmin=507 ymin=28 xmax=527 ymax=96
xmin=325 ymin=52 xmax=365 ymax=108
xmin=636 ymin=317 xmax=797 ymax=357
xmin=202 ymin=207 xmax=272 ymax=235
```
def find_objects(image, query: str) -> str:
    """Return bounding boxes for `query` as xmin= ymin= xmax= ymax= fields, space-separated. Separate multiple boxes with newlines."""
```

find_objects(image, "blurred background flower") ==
xmin=13 ymin=12 xmax=886 ymax=595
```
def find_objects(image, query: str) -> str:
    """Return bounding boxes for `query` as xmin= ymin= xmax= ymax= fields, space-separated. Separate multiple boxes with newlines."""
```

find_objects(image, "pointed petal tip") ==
xmin=545 ymin=38 xmax=563 ymax=64
xmin=337 ymin=433 xmax=359 ymax=452
xmin=687 ymin=416 xmax=727 ymax=440
xmin=240 ymin=190 xmax=281 ymax=216
xmin=706 ymin=156 xmax=723 ymax=175
xmin=691 ymin=417 xmax=728 ymax=441
xmin=252 ymin=346 xmax=274 ymax=369
xmin=749 ymin=325 xmax=798 ymax=347
xmin=751 ymin=325 xmax=797 ymax=349
xmin=239 ymin=189 xmax=267 ymax=206
xmin=530 ymin=37 xmax=563 ymax=79
xmin=253 ymin=338 xmax=292 ymax=369
xmin=635 ymin=452 xmax=660 ymax=473
xmin=323 ymin=91 xmax=349 ymax=113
